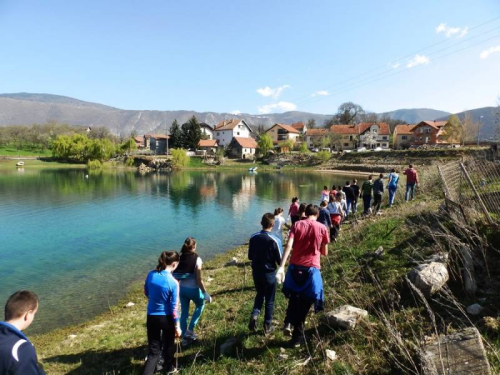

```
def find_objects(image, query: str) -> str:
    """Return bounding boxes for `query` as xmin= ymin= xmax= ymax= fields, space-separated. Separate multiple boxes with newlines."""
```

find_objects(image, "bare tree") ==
xmin=461 ymin=112 xmax=479 ymax=145
xmin=307 ymin=119 xmax=316 ymax=129
xmin=336 ymin=102 xmax=365 ymax=124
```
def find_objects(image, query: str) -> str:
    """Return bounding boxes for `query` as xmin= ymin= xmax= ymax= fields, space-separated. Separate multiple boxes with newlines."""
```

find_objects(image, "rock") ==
xmin=408 ymin=262 xmax=449 ymax=297
xmin=68 ymin=334 xmax=77 ymax=339
xmin=421 ymin=327 xmax=491 ymax=375
xmin=125 ymin=302 xmax=135 ymax=308
xmin=466 ymin=303 xmax=483 ymax=315
xmin=207 ymin=277 xmax=214 ymax=282
xmin=220 ymin=337 xmax=239 ymax=356
xmin=325 ymin=349 xmax=337 ymax=361
xmin=374 ymin=246 xmax=384 ymax=259
xmin=225 ymin=257 xmax=238 ymax=266
xmin=278 ymin=353 xmax=289 ymax=361
xmin=424 ymin=252 xmax=449 ymax=264
xmin=326 ymin=305 xmax=368 ymax=330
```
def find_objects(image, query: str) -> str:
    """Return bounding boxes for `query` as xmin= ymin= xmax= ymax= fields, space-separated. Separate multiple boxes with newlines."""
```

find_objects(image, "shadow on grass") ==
xmin=43 ymin=346 xmax=147 ymax=375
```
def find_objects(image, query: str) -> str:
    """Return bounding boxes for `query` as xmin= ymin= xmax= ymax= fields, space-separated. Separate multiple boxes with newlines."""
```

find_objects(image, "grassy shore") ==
xmin=0 ymin=146 xmax=52 ymax=157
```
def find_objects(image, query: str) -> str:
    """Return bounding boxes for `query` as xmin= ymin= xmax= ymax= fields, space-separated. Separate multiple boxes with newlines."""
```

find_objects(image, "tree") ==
xmin=278 ymin=139 xmax=295 ymax=153
xmin=120 ymin=138 xmax=137 ymax=154
xmin=329 ymin=132 xmax=343 ymax=150
xmin=171 ymin=148 xmax=190 ymax=168
xmin=323 ymin=117 xmax=336 ymax=128
xmin=320 ymin=136 xmax=330 ymax=149
xmin=307 ymin=119 xmax=316 ymax=129
xmin=442 ymin=114 xmax=463 ymax=144
xmin=256 ymin=124 xmax=266 ymax=135
xmin=461 ymin=112 xmax=479 ymax=145
xmin=299 ymin=141 xmax=309 ymax=154
xmin=336 ymin=102 xmax=365 ymax=124
xmin=169 ymin=120 xmax=183 ymax=149
xmin=181 ymin=116 xmax=202 ymax=150
xmin=258 ymin=133 xmax=273 ymax=156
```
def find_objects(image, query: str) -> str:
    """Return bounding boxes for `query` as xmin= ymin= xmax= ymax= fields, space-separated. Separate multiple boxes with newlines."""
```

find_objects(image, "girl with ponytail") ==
xmin=173 ymin=237 xmax=211 ymax=345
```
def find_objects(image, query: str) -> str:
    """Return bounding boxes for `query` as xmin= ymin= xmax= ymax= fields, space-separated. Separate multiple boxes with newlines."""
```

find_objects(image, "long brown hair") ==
xmin=181 ymin=237 xmax=197 ymax=254
xmin=156 ymin=251 xmax=180 ymax=272
xmin=274 ymin=207 xmax=283 ymax=216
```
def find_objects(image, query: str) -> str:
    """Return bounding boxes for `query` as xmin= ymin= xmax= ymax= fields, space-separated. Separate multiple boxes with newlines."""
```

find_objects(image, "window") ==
xmin=402 ymin=135 xmax=407 ymax=140
xmin=426 ymin=128 xmax=431 ymax=134
xmin=344 ymin=143 xmax=349 ymax=147
xmin=382 ymin=136 xmax=387 ymax=140
xmin=425 ymin=136 xmax=430 ymax=143
xmin=237 ymin=132 xmax=240 ymax=135
xmin=383 ymin=143 xmax=387 ymax=147
xmin=217 ymin=132 xmax=220 ymax=136
xmin=349 ymin=135 xmax=353 ymax=141
xmin=377 ymin=143 xmax=380 ymax=147
xmin=420 ymin=128 xmax=423 ymax=133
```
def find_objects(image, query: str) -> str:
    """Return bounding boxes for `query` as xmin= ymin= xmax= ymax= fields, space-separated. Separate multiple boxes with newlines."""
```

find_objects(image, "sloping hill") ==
xmin=379 ymin=108 xmax=451 ymax=124
xmin=436 ymin=107 xmax=499 ymax=141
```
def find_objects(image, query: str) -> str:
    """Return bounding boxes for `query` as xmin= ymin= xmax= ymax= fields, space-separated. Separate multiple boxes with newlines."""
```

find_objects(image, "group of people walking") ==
xmin=0 ymin=164 xmax=420 ymax=375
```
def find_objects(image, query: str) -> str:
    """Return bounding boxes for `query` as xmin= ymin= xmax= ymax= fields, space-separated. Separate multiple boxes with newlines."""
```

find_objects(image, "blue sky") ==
xmin=1 ymin=0 xmax=499 ymax=114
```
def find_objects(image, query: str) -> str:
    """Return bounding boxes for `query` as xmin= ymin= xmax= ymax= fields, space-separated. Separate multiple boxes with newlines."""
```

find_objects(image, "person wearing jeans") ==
xmin=387 ymin=169 xmax=399 ymax=206
xmin=404 ymin=165 xmax=419 ymax=201
xmin=342 ymin=181 xmax=355 ymax=219
xmin=361 ymin=175 xmax=374 ymax=215
xmin=248 ymin=213 xmax=282 ymax=334
xmin=372 ymin=174 xmax=384 ymax=214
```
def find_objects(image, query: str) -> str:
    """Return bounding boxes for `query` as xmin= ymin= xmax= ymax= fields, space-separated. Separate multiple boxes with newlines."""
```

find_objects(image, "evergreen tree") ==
xmin=169 ymin=119 xmax=183 ymax=148
xmin=181 ymin=116 xmax=202 ymax=150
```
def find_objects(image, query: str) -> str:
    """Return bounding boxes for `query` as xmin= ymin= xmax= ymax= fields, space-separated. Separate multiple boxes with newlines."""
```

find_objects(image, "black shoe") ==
xmin=283 ymin=323 xmax=292 ymax=337
xmin=165 ymin=365 xmax=178 ymax=374
xmin=263 ymin=324 xmax=275 ymax=335
xmin=290 ymin=335 xmax=305 ymax=348
xmin=248 ymin=316 xmax=257 ymax=332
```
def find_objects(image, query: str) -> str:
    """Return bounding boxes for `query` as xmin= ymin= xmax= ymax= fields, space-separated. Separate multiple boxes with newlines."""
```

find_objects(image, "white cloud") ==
xmin=256 ymin=84 xmax=291 ymax=99
xmin=480 ymin=45 xmax=500 ymax=59
xmin=230 ymin=110 xmax=242 ymax=115
xmin=391 ymin=62 xmax=401 ymax=69
xmin=258 ymin=101 xmax=297 ymax=114
xmin=435 ymin=23 xmax=468 ymax=38
xmin=311 ymin=90 xmax=329 ymax=97
xmin=406 ymin=54 xmax=430 ymax=68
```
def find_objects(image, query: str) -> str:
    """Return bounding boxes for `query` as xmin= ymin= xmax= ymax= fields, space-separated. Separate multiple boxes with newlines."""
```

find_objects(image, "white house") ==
xmin=214 ymin=119 xmax=252 ymax=147
xmin=200 ymin=123 xmax=214 ymax=140
xmin=358 ymin=123 xmax=390 ymax=149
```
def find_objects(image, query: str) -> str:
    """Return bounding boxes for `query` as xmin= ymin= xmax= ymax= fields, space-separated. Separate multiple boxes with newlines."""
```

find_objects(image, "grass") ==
xmin=0 ymin=145 xmax=52 ymax=157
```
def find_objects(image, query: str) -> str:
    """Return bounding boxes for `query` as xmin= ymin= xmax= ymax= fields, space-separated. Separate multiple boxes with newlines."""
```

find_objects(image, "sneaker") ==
xmin=289 ymin=335 xmax=305 ymax=348
xmin=283 ymin=323 xmax=292 ymax=337
xmin=248 ymin=316 xmax=258 ymax=332
xmin=184 ymin=330 xmax=197 ymax=340
xmin=263 ymin=324 xmax=275 ymax=335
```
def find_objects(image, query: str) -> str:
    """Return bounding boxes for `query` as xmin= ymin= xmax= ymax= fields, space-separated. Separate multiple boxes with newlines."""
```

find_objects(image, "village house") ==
xmin=305 ymin=128 xmax=329 ymax=148
xmin=358 ymin=122 xmax=390 ymax=149
xmin=291 ymin=122 xmax=308 ymax=134
xmin=214 ymin=119 xmax=252 ymax=147
xmin=265 ymin=123 xmax=301 ymax=144
xmin=200 ymin=123 xmax=214 ymax=140
xmin=393 ymin=124 xmax=416 ymax=150
xmin=411 ymin=120 xmax=454 ymax=147
xmin=145 ymin=134 xmax=169 ymax=154
xmin=329 ymin=124 xmax=359 ymax=150
xmin=198 ymin=139 xmax=219 ymax=154
xmin=134 ymin=136 xmax=144 ymax=149
xmin=228 ymin=137 xmax=257 ymax=159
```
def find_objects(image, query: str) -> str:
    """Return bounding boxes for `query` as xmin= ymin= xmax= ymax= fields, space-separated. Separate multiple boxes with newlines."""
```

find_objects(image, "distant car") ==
xmin=374 ymin=147 xmax=383 ymax=152
xmin=310 ymin=148 xmax=319 ymax=153
xmin=344 ymin=150 xmax=352 ymax=153
xmin=356 ymin=147 xmax=367 ymax=153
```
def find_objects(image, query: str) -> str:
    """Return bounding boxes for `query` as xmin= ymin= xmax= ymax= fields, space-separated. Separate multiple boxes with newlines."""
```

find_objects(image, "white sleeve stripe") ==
xmin=12 ymin=339 xmax=27 ymax=361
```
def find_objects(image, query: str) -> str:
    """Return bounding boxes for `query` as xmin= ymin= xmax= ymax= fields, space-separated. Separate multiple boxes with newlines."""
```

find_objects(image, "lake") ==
xmin=0 ymin=165 xmax=357 ymax=333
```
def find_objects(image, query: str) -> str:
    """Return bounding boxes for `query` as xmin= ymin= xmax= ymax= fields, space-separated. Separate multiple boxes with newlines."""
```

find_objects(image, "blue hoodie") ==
xmin=0 ymin=322 xmax=45 ymax=374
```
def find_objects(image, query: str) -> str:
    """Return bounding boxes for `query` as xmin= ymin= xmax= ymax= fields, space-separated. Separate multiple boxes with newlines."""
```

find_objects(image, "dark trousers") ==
xmin=330 ymin=223 xmax=340 ymax=241
xmin=252 ymin=271 xmax=277 ymax=326
xmin=285 ymin=293 xmax=314 ymax=338
xmin=363 ymin=195 xmax=372 ymax=214
xmin=372 ymin=193 xmax=382 ymax=213
xmin=143 ymin=315 xmax=176 ymax=375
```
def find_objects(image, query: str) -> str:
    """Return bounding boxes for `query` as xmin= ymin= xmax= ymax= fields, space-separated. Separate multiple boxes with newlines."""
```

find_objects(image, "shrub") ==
xmin=171 ymin=148 xmax=189 ymax=168
xmin=316 ymin=150 xmax=331 ymax=163
xmin=86 ymin=159 xmax=102 ymax=170
xmin=299 ymin=142 xmax=310 ymax=154
xmin=125 ymin=157 xmax=135 ymax=167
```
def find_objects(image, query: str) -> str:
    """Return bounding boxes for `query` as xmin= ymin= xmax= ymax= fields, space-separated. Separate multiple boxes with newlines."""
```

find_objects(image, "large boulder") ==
xmin=326 ymin=305 xmax=368 ymax=330
xmin=409 ymin=262 xmax=449 ymax=297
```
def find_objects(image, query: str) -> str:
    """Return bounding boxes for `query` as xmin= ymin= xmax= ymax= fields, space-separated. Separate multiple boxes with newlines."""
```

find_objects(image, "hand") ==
xmin=203 ymin=291 xmax=212 ymax=303
xmin=275 ymin=267 xmax=285 ymax=284
xmin=175 ymin=324 xmax=182 ymax=338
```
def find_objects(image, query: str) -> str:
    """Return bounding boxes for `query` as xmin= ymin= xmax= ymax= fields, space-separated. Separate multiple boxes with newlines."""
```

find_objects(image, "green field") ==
xmin=0 ymin=145 xmax=52 ymax=157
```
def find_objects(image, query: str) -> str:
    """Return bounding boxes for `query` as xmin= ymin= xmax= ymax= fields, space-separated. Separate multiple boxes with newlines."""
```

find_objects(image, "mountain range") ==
xmin=0 ymin=93 xmax=497 ymax=140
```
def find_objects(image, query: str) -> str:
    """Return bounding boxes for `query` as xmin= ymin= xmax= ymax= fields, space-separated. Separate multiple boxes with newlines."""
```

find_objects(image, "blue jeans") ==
xmin=405 ymin=183 xmax=416 ymax=201
xmin=388 ymin=185 xmax=397 ymax=205
xmin=346 ymin=199 xmax=353 ymax=218
xmin=363 ymin=195 xmax=372 ymax=214
xmin=179 ymin=286 xmax=205 ymax=334
xmin=252 ymin=271 xmax=277 ymax=326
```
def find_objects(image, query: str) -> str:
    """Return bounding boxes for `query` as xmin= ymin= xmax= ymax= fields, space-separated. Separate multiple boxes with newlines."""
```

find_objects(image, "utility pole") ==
xmin=166 ymin=125 xmax=169 ymax=155
xmin=477 ymin=116 xmax=483 ymax=146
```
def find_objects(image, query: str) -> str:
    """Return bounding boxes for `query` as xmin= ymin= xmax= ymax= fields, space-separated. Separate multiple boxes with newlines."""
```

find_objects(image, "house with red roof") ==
xmin=214 ymin=119 xmax=252 ymax=147
xmin=358 ymin=122 xmax=391 ymax=150
xmin=144 ymin=134 xmax=170 ymax=154
xmin=305 ymin=128 xmax=329 ymax=148
xmin=329 ymin=124 xmax=360 ymax=150
xmin=228 ymin=137 xmax=258 ymax=159
xmin=265 ymin=123 xmax=301 ymax=144
xmin=393 ymin=124 xmax=416 ymax=149
xmin=411 ymin=120 xmax=459 ymax=147
xmin=291 ymin=122 xmax=307 ymax=134
xmin=134 ymin=136 xmax=144 ymax=149
xmin=198 ymin=139 xmax=219 ymax=154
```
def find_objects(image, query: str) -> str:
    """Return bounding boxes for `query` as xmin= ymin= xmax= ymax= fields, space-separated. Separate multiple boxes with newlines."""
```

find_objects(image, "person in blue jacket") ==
xmin=0 ymin=290 xmax=45 ymax=374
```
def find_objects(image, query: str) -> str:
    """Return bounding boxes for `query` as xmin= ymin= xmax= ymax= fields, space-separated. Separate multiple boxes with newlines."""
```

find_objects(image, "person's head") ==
xmin=291 ymin=197 xmax=299 ymax=203
xmin=368 ymin=175 xmax=373 ymax=181
xmin=338 ymin=185 xmax=342 ymax=191
xmin=320 ymin=200 xmax=327 ymax=208
xmin=305 ymin=204 xmax=319 ymax=218
xmin=329 ymin=194 xmax=335 ymax=203
xmin=4 ymin=290 xmax=39 ymax=330
xmin=409 ymin=164 xmax=413 ymax=169
xmin=331 ymin=185 xmax=336 ymax=190
xmin=345 ymin=180 xmax=350 ymax=186
xmin=391 ymin=168 xmax=396 ymax=173
xmin=323 ymin=185 xmax=328 ymax=191
xmin=181 ymin=237 xmax=197 ymax=254
xmin=274 ymin=207 xmax=283 ymax=216
xmin=335 ymin=192 xmax=342 ymax=201
xmin=298 ymin=203 xmax=307 ymax=216
xmin=156 ymin=251 xmax=180 ymax=272
xmin=379 ymin=173 xmax=384 ymax=179
xmin=261 ymin=213 xmax=275 ymax=230
xmin=353 ymin=179 xmax=357 ymax=185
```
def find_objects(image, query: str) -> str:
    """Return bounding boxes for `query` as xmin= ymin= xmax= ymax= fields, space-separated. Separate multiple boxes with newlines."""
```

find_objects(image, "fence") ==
xmin=437 ymin=151 xmax=500 ymax=225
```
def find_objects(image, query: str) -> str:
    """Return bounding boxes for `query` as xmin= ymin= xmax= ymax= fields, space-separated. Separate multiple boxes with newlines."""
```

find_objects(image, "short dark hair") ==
xmin=261 ymin=213 xmax=275 ymax=229
xmin=368 ymin=175 xmax=373 ymax=180
xmin=379 ymin=173 xmax=384 ymax=178
xmin=156 ymin=251 xmax=180 ymax=272
xmin=353 ymin=179 xmax=357 ymax=183
xmin=345 ymin=181 xmax=350 ymax=185
xmin=305 ymin=204 xmax=319 ymax=216
xmin=320 ymin=200 xmax=327 ymax=207
xmin=409 ymin=164 xmax=413 ymax=168
xmin=5 ymin=290 xmax=39 ymax=321
xmin=391 ymin=168 xmax=396 ymax=173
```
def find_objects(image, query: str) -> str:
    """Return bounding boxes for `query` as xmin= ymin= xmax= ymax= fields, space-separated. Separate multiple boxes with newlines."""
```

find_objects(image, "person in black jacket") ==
xmin=0 ymin=290 xmax=45 ymax=375
xmin=342 ymin=181 xmax=356 ymax=219
xmin=248 ymin=213 xmax=283 ymax=334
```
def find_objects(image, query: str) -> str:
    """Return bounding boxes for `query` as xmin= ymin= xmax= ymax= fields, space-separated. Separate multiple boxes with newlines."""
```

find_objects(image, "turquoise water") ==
xmin=0 ymin=166 xmax=356 ymax=333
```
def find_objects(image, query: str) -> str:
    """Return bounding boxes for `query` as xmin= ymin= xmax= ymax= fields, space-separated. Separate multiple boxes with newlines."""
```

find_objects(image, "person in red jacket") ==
xmin=403 ymin=164 xmax=419 ymax=201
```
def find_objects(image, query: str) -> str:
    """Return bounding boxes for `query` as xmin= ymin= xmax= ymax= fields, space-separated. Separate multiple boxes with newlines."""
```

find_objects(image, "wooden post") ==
xmin=460 ymin=163 xmax=494 ymax=225
xmin=437 ymin=165 xmax=451 ymax=199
